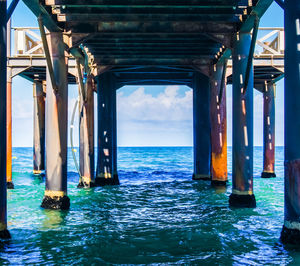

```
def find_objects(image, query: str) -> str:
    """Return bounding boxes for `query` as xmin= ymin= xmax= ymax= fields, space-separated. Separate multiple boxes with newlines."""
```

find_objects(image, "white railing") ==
xmin=12 ymin=27 xmax=44 ymax=57
xmin=11 ymin=27 xmax=285 ymax=58
xmin=255 ymin=27 xmax=284 ymax=57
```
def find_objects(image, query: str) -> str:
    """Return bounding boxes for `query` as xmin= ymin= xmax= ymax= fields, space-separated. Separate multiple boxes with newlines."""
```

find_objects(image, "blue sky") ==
xmin=9 ymin=2 xmax=284 ymax=147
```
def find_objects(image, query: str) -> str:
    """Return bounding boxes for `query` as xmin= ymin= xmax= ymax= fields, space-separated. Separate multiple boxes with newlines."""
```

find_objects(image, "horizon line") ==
xmin=12 ymin=145 xmax=285 ymax=148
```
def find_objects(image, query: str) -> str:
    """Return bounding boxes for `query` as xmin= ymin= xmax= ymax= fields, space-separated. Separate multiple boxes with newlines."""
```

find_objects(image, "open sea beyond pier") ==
xmin=0 ymin=146 xmax=299 ymax=265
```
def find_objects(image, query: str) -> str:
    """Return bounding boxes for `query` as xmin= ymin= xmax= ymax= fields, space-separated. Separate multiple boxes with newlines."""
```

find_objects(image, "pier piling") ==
xmin=33 ymin=81 xmax=45 ymax=175
xmin=6 ymin=19 xmax=13 ymax=189
xmin=229 ymin=31 xmax=256 ymax=208
xmin=210 ymin=62 xmax=228 ymax=186
xmin=41 ymin=31 xmax=70 ymax=210
xmin=261 ymin=82 xmax=276 ymax=178
xmin=6 ymin=71 xmax=13 ymax=189
xmin=0 ymin=0 xmax=10 ymax=238
xmin=193 ymin=72 xmax=211 ymax=180
xmin=78 ymin=74 xmax=95 ymax=188
xmin=95 ymin=73 xmax=119 ymax=186
xmin=280 ymin=0 xmax=300 ymax=244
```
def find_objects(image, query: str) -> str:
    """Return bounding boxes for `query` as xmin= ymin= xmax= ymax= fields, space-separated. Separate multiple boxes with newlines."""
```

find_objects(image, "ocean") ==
xmin=0 ymin=146 xmax=299 ymax=265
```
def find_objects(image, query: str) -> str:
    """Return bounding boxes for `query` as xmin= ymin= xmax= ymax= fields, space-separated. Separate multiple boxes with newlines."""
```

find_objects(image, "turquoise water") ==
xmin=0 ymin=146 xmax=299 ymax=265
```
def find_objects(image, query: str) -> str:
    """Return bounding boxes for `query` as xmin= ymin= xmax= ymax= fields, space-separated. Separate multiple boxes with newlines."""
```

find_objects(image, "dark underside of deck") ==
xmin=22 ymin=0 xmax=273 ymax=85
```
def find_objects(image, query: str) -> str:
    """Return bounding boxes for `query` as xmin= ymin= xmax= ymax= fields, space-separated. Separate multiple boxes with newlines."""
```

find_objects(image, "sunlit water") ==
xmin=1 ymin=146 xmax=300 ymax=264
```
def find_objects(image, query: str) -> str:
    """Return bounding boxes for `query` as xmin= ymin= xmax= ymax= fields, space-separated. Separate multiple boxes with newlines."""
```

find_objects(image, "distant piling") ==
xmin=33 ymin=81 xmax=45 ymax=175
xmin=192 ymin=72 xmax=211 ymax=181
xmin=78 ymin=74 xmax=95 ymax=188
xmin=261 ymin=82 xmax=276 ymax=178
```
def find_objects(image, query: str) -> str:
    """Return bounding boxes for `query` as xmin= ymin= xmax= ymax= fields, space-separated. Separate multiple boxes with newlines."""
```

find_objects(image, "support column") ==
xmin=112 ymin=82 xmax=118 ymax=179
xmin=261 ymin=82 xmax=276 ymax=178
xmin=210 ymin=63 xmax=228 ymax=185
xmin=6 ymin=19 xmax=13 ymax=189
xmin=78 ymin=74 xmax=95 ymax=188
xmin=41 ymin=32 xmax=70 ymax=210
xmin=95 ymin=72 xmax=119 ymax=186
xmin=0 ymin=0 xmax=10 ymax=238
xmin=6 ymin=72 xmax=13 ymax=189
xmin=193 ymin=72 xmax=211 ymax=180
xmin=229 ymin=31 xmax=256 ymax=208
xmin=280 ymin=0 xmax=300 ymax=244
xmin=33 ymin=81 xmax=45 ymax=175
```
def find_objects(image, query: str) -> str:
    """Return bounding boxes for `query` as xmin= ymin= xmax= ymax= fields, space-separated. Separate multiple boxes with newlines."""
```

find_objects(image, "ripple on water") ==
xmin=0 ymin=147 xmax=298 ymax=264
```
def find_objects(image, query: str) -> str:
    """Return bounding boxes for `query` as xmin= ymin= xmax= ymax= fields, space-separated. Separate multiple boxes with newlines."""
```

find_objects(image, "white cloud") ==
xmin=117 ymin=86 xmax=193 ymax=146
xmin=117 ymin=86 xmax=193 ymax=123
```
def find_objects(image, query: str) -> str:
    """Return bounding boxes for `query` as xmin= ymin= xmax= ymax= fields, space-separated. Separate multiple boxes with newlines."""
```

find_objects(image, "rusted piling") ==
xmin=193 ymin=72 xmax=211 ymax=180
xmin=280 ymin=0 xmax=300 ymax=244
xmin=6 ymin=72 xmax=13 ymax=189
xmin=261 ymin=82 xmax=276 ymax=178
xmin=95 ymin=73 xmax=119 ymax=186
xmin=210 ymin=62 xmax=227 ymax=185
xmin=229 ymin=31 xmax=256 ymax=208
xmin=0 ymin=0 xmax=10 ymax=238
xmin=33 ymin=81 xmax=45 ymax=175
xmin=6 ymin=19 xmax=13 ymax=189
xmin=78 ymin=74 xmax=95 ymax=188
xmin=41 ymin=31 xmax=70 ymax=210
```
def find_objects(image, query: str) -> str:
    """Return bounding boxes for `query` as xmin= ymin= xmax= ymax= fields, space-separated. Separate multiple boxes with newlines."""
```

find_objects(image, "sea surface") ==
xmin=0 ymin=146 xmax=300 ymax=265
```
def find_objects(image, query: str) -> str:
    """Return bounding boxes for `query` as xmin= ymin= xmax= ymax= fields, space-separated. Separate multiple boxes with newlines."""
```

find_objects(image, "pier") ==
xmin=0 ymin=0 xmax=299 ymax=246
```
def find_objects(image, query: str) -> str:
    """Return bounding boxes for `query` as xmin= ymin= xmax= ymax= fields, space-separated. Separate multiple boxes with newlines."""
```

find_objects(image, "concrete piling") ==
xmin=261 ymin=82 xmax=276 ymax=178
xmin=78 ymin=74 xmax=95 ymax=188
xmin=33 ymin=81 xmax=45 ymax=175
xmin=6 ymin=19 xmax=13 ymax=189
xmin=95 ymin=73 xmax=119 ymax=186
xmin=192 ymin=72 xmax=211 ymax=180
xmin=0 ymin=0 xmax=10 ymax=238
xmin=210 ymin=62 xmax=228 ymax=186
xmin=6 ymin=72 xmax=14 ymax=189
xmin=280 ymin=0 xmax=300 ymax=244
xmin=229 ymin=31 xmax=256 ymax=208
xmin=41 ymin=32 xmax=70 ymax=210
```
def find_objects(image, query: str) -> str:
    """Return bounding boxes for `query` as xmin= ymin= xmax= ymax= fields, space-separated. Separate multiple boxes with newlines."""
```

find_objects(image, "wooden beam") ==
xmin=66 ymin=21 xmax=237 ymax=34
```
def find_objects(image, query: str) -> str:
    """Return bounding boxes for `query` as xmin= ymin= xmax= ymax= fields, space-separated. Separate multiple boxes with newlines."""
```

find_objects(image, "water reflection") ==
xmin=41 ymin=210 xmax=68 ymax=230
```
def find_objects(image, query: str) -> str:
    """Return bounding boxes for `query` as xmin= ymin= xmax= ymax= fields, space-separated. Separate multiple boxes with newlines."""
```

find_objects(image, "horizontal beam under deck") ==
xmin=118 ymin=80 xmax=192 ymax=86
xmin=46 ymin=0 xmax=252 ymax=6
xmin=56 ymin=6 xmax=245 ymax=14
xmin=22 ymin=0 xmax=273 ymax=69
xmin=66 ymin=21 xmax=238 ymax=34
xmin=7 ymin=57 xmax=77 ymax=83
xmin=87 ymin=43 xmax=219 ymax=48
xmin=88 ymin=51 xmax=219 ymax=57
xmin=93 ymin=58 xmax=212 ymax=66
xmin=58 ymin=14 xmax=242 ymax=23
xmin=95 ymin=56 xmax=212 ymax=66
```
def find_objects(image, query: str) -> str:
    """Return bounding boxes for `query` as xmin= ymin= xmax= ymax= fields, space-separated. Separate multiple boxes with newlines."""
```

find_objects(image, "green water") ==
xmin=1 ymin=147 xmax=300 ymax=265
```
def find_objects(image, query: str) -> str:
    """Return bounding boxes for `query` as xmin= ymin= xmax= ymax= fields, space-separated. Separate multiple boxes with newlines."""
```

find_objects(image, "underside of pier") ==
xmin=23 ymin=0 xmax=272 ymax=70
xmin=5 ymin=0 xmax=293 ymax=240
xmin=20 ymin=0 xmax=273 ymax=205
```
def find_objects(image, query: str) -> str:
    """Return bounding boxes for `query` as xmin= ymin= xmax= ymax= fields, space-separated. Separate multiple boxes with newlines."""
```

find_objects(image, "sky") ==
xmin=8 ymin=1 xmax=284 ymax=147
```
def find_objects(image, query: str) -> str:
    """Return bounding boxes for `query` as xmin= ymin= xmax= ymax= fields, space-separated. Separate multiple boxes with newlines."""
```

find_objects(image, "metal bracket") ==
xmin=218 ymin=60 xmax=228 ymax=105
xmin=243 ymin=14 xmax=260 ymax=95
xmin=274 ymin=0 xmax=285 ymax=9
xmin=76 ymin=58 xmax=86 ymax=102
xmin=6 ymin=0 xmax=19 ymax=23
